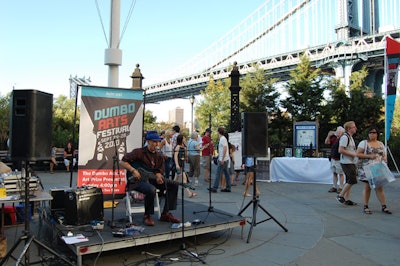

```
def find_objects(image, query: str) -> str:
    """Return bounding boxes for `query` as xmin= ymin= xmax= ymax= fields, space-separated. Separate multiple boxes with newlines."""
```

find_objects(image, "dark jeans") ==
xmin=164 ymin=157 xmax=172 ymax=179
xmin=213 ymin=160 xmax=231 ymax=190
xmin=129 ymin=179 xmax=178 ymax=215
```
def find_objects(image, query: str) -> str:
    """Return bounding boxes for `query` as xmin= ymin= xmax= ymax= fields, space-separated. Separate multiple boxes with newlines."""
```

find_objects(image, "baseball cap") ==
xmin=145 ymin=130 xmax=162 ymax=142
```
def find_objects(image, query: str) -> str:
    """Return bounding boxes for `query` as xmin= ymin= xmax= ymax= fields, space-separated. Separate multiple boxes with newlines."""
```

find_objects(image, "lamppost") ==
xmin=189 ymin=94 xmax=195 ymax=134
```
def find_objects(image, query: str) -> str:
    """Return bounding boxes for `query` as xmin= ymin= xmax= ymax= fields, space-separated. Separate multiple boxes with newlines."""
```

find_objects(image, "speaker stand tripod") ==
xmin=0 ymin=161 xmax=74 ymax=265
xmin=238 ymin=159 xmax=288 ymax=243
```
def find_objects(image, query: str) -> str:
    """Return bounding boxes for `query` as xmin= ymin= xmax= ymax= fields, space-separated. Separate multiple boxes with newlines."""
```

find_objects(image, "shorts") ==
xmin=202 ymin=156 xmax=211 ymax=170
xmin=330 ymin=160 xmax=343 ymax=174
xmin=340 ymin=163 xmax=357 ymax=185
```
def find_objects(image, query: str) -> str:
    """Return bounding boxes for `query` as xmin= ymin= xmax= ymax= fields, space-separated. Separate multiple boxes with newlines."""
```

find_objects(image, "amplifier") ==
xmin=64 ymin=187 xmax=104 ymax=225
xmin=49 ymin=188 xmax=66 ymax=215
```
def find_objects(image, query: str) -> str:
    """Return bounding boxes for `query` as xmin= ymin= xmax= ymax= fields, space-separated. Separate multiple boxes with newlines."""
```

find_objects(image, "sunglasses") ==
xmin=369 ymin=131 xmax=378 ymax=134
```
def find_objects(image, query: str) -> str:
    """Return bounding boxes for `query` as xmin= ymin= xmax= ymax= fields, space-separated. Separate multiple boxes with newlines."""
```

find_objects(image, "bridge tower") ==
xmin=334 ymin=0 xmax=382 ymax=93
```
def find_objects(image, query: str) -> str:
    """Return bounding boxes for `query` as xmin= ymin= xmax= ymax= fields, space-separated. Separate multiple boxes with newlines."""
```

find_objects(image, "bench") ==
xmin=0 ymin=150 xmax=13 ymax=168
xmin=0 ymin=149 xmax=78 ymax=172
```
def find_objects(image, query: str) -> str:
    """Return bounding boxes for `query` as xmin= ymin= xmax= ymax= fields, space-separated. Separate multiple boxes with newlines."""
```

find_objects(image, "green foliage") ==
xmin=196 ymin=76 xmax=231 ymax=132
xmin=143 ymin=109 xmax=176 ymax=133
xmin=392 ymin=98 xmax=400 ymax=136
xmin=0 ymin=93 xmax=10 ymax=149
xmin=282 ymin=55 xmax=325 ymax=121
xmin=52 ymin=95 xmax=80 ymax=147
xmin=240 ymin=65 xmax=279 ymax=114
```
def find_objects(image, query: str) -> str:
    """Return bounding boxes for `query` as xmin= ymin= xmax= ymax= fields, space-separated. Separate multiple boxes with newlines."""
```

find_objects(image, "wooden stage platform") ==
xmin=49 ymin=198 xmax=245 ymax=265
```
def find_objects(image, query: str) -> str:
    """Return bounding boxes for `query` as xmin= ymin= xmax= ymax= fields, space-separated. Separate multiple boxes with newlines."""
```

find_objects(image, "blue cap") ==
xmin=145 ymin=130 xmax=162 ymax=142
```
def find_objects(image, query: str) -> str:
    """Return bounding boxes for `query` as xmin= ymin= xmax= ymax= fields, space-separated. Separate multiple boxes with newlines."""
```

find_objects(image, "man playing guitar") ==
xmin=120 ymin=130 xmax=181 ymax=226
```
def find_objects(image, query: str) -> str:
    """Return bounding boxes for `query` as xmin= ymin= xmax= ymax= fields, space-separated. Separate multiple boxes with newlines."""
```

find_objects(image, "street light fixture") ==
xmin=189 ymin=94 xmax=195 ymax=134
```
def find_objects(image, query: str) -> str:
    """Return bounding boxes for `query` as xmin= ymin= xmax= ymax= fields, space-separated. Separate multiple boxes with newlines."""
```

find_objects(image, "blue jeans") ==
xmin=164 ymin=157 xmax=172 ymax=179
xmin=213 ymin=160 xmax=231 ymax=190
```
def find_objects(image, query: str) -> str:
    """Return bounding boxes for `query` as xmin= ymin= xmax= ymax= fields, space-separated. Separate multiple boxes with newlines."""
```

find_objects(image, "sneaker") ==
xmin=328 ymin=187 xmax=337 ymax=193
xmin=207 ymin=188 xmax=217 ymax=193
xmin=160 ymin=212 xmax=181 ymax=223
xmin=336 ymin=195 xmax=345 ymax=204
xmin=221 ymin=188 xmax=231 ymax=192
xmin=143 ymin=215 xmax=155 ymax=226
xmin=344 ymin=200 xmax=357 ymax=206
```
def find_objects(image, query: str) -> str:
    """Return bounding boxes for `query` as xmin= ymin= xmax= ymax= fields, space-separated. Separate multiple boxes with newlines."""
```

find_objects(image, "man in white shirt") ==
xmin=208 ymin=127 xmax=231 ymax=192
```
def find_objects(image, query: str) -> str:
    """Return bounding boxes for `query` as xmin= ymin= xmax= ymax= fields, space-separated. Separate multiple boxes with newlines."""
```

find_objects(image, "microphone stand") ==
xmin=193 ymin=114 xmax=231 ymax=222
xmin=160 ymin=151 xmax=205 ymax=264
xmin=109 ymin=138 xmax=120 ymax=228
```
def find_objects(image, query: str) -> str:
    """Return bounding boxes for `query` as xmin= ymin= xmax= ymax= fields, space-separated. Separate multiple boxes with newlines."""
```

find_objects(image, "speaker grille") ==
xmin=242 ymin=112 xmax=268 ymax=157
xmin=10 ymin=90 xmax=53 ymax=161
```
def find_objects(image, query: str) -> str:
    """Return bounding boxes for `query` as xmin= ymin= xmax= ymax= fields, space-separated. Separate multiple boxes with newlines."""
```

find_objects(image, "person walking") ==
xmin=357 ymin=126 xmax=392 ymax=214
xmin=187 ymin=132 xmax=201 ymax=186
xmin=208 ymin=127 xmax=231 ymax=192
xmin=336 ymin=121 xmax=376 ymax=206
xmin=201 ymin=128 xmax=214 ymax=183
xmin=325 ymin=126 xmax=345 ymax=193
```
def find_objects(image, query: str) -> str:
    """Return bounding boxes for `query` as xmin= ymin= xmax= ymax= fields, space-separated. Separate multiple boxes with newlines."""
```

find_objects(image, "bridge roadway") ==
xmin=144 ymin=29 xmax=400 ymax=104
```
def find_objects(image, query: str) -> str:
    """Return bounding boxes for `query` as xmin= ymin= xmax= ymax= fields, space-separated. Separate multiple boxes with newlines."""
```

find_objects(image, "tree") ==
xmin=143 ymin=109 xmax=157 ymax=131
xmin=391 ymin=98 xmax=400 ymax=136
xmin=282 ymin=55 xmax=325 ymax=121
xmin=0 ymin=93 xmax=10 ymax=149
xmin=196 ymin=76 xmax=231 ymax=133
xmin=346 ymin=66 xmax=383 ymax=141
xmin=240 ymin=65 xmax=279 ymax=114
xmin=321 ymin=66 xmax=384 ymax=144
xmin=52 ymin=95 xmax=80 ymax=147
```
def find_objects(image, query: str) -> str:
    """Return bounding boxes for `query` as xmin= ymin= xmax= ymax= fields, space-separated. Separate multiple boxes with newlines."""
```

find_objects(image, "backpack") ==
xmin=330 ymin=140 xmax=340 ymax=160
xmin=330 ymin=133 xmax=350 ymax=160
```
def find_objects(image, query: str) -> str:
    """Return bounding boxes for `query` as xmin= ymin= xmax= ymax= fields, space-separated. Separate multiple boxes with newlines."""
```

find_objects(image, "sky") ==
xmin=0 ymin=0 xmax=266 ymax=122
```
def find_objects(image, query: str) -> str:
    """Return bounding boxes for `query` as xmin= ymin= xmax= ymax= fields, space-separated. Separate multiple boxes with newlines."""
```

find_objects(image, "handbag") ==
xmin=213 ymin=156 xmax=218 ymax=165
xmin=362 ymin=161 xmax=395 ymax=189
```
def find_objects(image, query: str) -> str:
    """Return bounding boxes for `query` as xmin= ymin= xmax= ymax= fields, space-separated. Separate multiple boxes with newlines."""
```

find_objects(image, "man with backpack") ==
xmin=325 ymin=126 xmax=345 ymax=193
xmin=336 ymin=121 xmax=379 ymax=206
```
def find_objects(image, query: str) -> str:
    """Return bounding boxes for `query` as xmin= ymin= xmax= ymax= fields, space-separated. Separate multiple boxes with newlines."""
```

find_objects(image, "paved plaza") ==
xmin=2 ymin=167 xmax=400 ymax=265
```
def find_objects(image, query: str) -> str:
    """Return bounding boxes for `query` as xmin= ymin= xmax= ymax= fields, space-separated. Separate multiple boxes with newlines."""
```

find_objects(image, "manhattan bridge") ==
xmin=143 ymin=0 xmax=400 ymax=103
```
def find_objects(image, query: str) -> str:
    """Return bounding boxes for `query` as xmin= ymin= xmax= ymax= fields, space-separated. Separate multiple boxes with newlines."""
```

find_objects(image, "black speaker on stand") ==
xmin=1 ymin=90 xmax=74 ymax=265
xmin=238 ymin=112 xmax=288 ymax=243
xmin=10 ymin=89 xmax=53 ymax=161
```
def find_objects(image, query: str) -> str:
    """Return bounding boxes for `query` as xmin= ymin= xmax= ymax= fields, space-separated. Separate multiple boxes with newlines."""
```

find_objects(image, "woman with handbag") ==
xmin=357 ymin=126 xmax=392 ymax=215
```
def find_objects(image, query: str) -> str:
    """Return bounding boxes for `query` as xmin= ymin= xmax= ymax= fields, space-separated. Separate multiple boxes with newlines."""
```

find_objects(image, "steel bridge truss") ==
xmin=145 ymin=29 xmax=400 ymax=103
